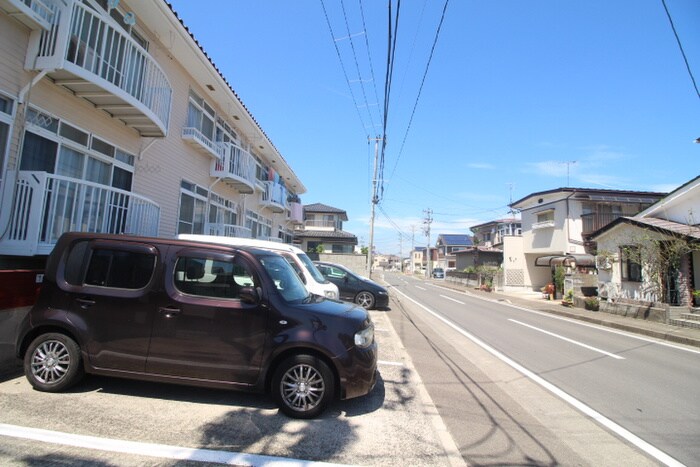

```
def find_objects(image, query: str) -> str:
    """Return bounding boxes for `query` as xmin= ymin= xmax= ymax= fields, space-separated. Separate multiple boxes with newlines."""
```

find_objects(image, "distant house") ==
xmin=294 ymin=203 xmax=358 ymax=253
xmin=470 ymin=219 xmax=522 ymax=248
xmin=410 ymin=246 xmax=438 ymax=274
xmin=506 ymin=187 xmax=666 ymax=292
xmin=591 ymin=176 xmax=699 ymax=307
xmin=435 ymin=234 xmax=473 ymax=270
xmin=454 ymin=246 xmax=503 ymax=270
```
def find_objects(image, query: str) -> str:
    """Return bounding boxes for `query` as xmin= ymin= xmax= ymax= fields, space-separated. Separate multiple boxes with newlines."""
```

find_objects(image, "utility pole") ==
xmin=367 ymin=135 xmax=382 ymax=279
xmin=423 ymin=208 xmax=433 ymax=277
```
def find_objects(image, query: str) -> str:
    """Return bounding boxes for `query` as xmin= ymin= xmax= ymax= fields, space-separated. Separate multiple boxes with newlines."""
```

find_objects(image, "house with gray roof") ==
xmin=294 ymin=203 xmax=358 ymax=253
xmin=435 ymin=234 xmax=473 ymax=270
xmin=591 ymin=176 xmax=699 ymax=310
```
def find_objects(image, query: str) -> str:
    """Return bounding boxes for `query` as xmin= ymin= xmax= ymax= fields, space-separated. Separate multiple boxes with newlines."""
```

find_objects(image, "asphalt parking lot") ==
xmin=0 ymin=306 xmax=464 ymax=467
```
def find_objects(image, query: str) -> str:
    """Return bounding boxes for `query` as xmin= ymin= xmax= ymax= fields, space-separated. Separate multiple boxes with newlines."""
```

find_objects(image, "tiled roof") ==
xmin=592 ymin=216 xmax=700 ymax=240
xmin=304 ymin=203 xmax=347 ymax=214
xmin=294 ymin=230 xmax=358 ymax=242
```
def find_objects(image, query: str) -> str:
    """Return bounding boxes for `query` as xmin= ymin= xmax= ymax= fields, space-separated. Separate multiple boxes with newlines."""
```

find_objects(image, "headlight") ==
xmin=324 ymin=290 xmax=337 ymax=299
xmin=354 ymin=325 xmax=374 ymax=348
xmin=377 ymin=290 xmax=388 ymax=295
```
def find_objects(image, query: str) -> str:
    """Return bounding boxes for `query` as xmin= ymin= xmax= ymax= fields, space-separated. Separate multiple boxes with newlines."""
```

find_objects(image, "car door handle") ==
xmin=75 ymin=297 xmax=95 ymax=309
xmin=159 ymin=306 xmax=181 ymax=318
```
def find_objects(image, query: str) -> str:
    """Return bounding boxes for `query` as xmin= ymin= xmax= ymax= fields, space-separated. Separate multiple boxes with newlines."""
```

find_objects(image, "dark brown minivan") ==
xmin=16 ymin=233 xmax=377 ymax=418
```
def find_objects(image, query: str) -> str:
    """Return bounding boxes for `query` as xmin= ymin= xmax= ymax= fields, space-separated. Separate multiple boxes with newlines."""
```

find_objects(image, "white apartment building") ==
xmin=0 ymin=0 xmax=305 ymax=267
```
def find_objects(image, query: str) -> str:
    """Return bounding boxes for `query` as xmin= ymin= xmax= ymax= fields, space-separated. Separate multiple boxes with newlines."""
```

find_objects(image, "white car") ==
xmin=177 ymin=234 xmax=339 ymax=300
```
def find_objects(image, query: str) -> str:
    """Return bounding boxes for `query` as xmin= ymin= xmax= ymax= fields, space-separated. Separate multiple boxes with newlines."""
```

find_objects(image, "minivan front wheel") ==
xmin=272 ymin=354 xmax=334 ymax=419
xmin=24 ymin=333 xmax=83 ymax=392
xmin=355 ymin=291 xmax=375 ymax=309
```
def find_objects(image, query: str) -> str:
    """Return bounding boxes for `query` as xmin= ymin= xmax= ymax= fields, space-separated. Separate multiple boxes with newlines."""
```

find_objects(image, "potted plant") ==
xmin=584 ymin=297 xmax=600 ymax=311
xmin=562 ymin=290 xmax=574 ymax=307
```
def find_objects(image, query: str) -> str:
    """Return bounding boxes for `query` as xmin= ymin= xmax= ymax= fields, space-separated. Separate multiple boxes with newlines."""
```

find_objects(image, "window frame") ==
xmin=620 ymin=245 xmax=643 ymax=282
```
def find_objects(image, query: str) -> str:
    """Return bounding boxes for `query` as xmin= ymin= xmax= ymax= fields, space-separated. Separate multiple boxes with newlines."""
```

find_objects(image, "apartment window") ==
xmin=621 ymin=245 xmax=642 ymax=282
xmin=0 ymin=94 xmax=15 ymax=189
xmin=21 ymin=108 xmax=135 ymax=189
xmin=245 ymin=210 xmax=272 ymax=239
xmin=215 ymin=116 xmax=238 ymax=144
xmin=187 ymin=90 xmax=215 ymax=141
xmin=178 ymin=181 xmax=207 ymax=235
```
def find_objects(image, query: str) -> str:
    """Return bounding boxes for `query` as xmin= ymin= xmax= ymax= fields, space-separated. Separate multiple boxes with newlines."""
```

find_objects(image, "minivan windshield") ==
xmin=259 ymin=254 xmax=310 ymax=302
xmin=297 ymin=253 xmax=330 ymax=284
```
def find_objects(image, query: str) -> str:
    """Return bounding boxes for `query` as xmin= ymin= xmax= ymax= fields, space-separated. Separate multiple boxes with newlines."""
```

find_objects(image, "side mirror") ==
xmin=239 ymin=286 xmax=260 ymax=305
xmin=344 ymin=276 xmax=349 ymax=284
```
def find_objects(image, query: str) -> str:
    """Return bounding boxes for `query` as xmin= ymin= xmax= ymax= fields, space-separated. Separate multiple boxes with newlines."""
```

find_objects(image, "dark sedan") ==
xmin=314 ymin=261 xmax=389 ymax=310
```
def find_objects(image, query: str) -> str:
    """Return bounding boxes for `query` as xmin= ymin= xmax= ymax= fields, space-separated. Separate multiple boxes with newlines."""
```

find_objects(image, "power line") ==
xmin=384 ymin=0 xmax=450 ymax=201
xmin=340 ymin=0 xmax=377 ymax=131
xmin=358 ymin=0 xmax=383 ymax=124
xmin=320 ymin=0 xmax=369 ymax=136
xmin=661 ymin=0 xmax=700 ymax=101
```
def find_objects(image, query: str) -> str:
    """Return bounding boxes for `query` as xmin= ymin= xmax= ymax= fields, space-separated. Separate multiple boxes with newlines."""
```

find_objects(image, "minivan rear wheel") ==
xmin=24 ymin=333 xmax=84 ymax=392
xmin=272 ymin=354 xmax=334 ymax=419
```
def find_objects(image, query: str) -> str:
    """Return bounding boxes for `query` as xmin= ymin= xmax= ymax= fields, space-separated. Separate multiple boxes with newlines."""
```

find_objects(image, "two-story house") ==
xmin=294 ymin=203 xmax=357 ymax=253
xmin=506 ymin=187 xmax=666 ymax=292
xmin=470 ymin=219 xmax=522 ymax=248
xmin=434 ymin=234 xmax=472 ymax=270
xmin=591 ymin=176 xmax=699 ymax=308
xmin=0 ymin=1 xmax=305 ymax=273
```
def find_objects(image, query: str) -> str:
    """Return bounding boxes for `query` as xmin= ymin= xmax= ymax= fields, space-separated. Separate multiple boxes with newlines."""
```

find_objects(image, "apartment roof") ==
xmin=154 ymin=1 xmax=306 ymax=193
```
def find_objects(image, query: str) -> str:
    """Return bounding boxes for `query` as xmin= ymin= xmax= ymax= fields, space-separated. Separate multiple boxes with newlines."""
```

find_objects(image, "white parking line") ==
xmin=391 ymin=287 xmax=683 ymax=467
xmin=509 ymin=319 xmax=625 ymax=360
xmin=378 ymin=360 xmax=405 ymax=367
xmin=0 ymin=423 xmax=354 ymax=467
xmin=439 ymin=295 xmax=464 ymax=305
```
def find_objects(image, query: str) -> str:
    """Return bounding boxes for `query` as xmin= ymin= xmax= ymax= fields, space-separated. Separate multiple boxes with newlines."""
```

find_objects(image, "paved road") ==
xmin=383 ymin=271 xmax=699 ymax=466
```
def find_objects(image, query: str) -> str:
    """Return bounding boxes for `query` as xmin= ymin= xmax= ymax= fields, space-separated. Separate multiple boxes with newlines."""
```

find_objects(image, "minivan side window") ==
xmin=174 ymin=256 xmax=255 ymax=299
xmin=83 ymin=248 xmax=155 ymax=289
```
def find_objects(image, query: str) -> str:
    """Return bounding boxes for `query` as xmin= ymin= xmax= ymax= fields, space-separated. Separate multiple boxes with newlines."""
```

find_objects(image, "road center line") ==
xmin=440 ymin=295 xmax=464 ymax=305
xmin=391 ymin=287 xmax=683 ymax=467
xmin=0 ymin=423 xmax=352 ymax=467
xmin=415 ymin=286 xmax=426 ymax=291
xmin=508 ymin=319 xmax=624 ymax=360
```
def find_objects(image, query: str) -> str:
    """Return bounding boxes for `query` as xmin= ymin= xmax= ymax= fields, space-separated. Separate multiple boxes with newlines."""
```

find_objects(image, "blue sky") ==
xmin=167 ymin=0 xmax=699 ymax=255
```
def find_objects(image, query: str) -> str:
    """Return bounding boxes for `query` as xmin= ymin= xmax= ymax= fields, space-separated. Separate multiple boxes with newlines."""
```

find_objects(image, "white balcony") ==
xmin=211 ymin=143 xmax=256 ymax=194
xmin=0 ymin=0 xmax=57 ymax=30
xmin=205 ymin=223 xmax=252 ymax=239
xmin=26 ymin=0 xmax=172 ymax=136
xmin=0 ymin=171 xmax=159 ymax=256
xmin=260 ymin=180 xmax=287 ymax=213
xmin=182 ymin=127 xmax=225 ymax=160
xmin=532 ymin=220 xmax=556 ymax=230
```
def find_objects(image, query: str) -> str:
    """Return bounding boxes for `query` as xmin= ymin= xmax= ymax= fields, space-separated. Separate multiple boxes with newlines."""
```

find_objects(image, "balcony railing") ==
xmin=581 ymin=212 xmax=623 ymax=236
xmin=0 ymin=171 xmax=159 ymax=256
xmin=182 ymin=127 xmax=226 ymax=160
xmin=205 ymin=223 xmax=252 ymax=239
xmin=303 ymin=219 xmax=339 ymax=230
xmin=27 ymin=0 xmax=172 ymax=136
xmin=260 ymin=180 xmax=287 ymax=213
xmin=532 ymin=220 xmax=555 ymax=230
xmin=211 ymin=143 xmax=256 ymax=194
xmin=0 ymin=0 xmax=57 ymax=30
